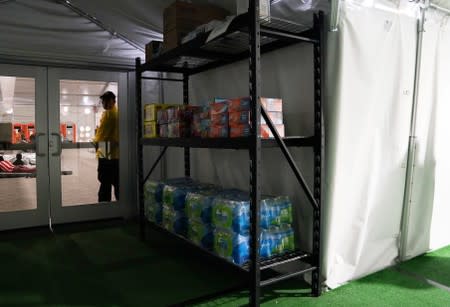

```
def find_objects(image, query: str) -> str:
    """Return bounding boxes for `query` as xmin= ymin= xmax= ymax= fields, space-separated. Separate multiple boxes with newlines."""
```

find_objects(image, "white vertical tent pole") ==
xmin=330 ymin=0 xmax=341 ymax=32
xmin=398 ymin=7 xmax=425 ymax=262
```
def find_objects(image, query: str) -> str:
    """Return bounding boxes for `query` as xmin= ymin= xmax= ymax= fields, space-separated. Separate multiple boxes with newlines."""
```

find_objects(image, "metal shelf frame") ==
xmin=135 ymin=3 xmax=325 ymax=306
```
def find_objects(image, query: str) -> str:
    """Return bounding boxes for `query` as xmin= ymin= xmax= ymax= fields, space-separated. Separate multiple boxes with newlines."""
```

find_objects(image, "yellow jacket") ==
xmin=94 ymin=106 xmax=119 ymax=159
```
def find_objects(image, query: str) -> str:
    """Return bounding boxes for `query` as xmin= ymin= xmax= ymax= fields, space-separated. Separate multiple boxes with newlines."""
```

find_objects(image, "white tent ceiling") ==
xmin=0 ymin=0 xmax=330 ymax=70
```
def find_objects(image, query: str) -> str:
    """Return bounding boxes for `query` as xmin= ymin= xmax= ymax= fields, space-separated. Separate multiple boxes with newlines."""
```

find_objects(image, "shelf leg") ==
xmin=183 ymin=73 xmax=190 ymax=177
xmin=312 ymin=12 xmax=325 ymax=296
xmin=249 ymin=0 xmax=262 ymax=306
xmin=136 ymin=57 xmax=145 ymax=241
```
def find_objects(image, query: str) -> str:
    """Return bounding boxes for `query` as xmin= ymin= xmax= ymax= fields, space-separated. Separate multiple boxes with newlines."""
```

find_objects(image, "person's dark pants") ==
xmin=97 ymin=158 xmax=119 ymax=202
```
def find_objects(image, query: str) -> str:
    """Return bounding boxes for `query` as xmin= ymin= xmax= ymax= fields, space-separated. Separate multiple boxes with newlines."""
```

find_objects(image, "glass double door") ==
xmin=0 ymin=64 xmax=128 ymax=231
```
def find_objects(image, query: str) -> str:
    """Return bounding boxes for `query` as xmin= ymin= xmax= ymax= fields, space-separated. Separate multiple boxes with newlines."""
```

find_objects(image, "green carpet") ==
xmin=198 ymin=268 xmax=450 ymax=306
xmin=0 ymin=224 xmax=449 ymax=307
xmin=397 ymin=245 xmax=450 ymax=287
xmin=0 ymin=224 xmax=240 ymax=307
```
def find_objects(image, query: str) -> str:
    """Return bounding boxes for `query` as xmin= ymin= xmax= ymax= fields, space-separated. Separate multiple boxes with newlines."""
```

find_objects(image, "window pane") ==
xmin=0 ymin=76 xmax=37 ymax=212
xmin=60 ymin=80 xmax=119 ymax=206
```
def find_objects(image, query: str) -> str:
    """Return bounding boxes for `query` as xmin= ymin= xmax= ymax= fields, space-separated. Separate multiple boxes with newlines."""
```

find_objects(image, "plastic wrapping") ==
xmin=214 ymin=224 xmax=295 ymax=265
xmin=211 ymin=190 xmax=250 ymax=233
xmin=163 ymin=180 xmax=217 ymax=211
xmin=188 ymin=220 xmax=214 ymax=250
xmin=186 ymin=189 xmax=220 ymax=224
xmin=260 ymin=196 xmax=293 ymax=228
xmin=212 ymin=192 xmax=294 ymax=233
xmin=214 ymin=227 xmax=250 ymax=265
xmin=162 ymin=204 xmax=188 ymax=236
xmin=260 ymin=225 xmax=295 ymax=259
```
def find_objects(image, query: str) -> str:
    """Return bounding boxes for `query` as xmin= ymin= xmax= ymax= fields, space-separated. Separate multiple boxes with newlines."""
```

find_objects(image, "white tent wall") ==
xmin=161 ymin=43 xmax=316 ymax=250
xmin=323 ymin=0 xmax=418 ymax=288
xmin=401 ymin=7 xmax=450 ymax=260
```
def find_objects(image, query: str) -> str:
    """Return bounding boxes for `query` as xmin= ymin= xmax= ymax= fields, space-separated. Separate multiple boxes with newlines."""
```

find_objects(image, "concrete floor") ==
xmin=0 ymin=148 xmax=117 ymax=213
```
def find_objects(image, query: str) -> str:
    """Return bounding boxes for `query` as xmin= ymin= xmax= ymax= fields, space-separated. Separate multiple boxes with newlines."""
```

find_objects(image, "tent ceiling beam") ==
xmin=56 ymin=0 xmax=145 ymax=52
xmin=430 ymin=3 xmax=450 ymax=14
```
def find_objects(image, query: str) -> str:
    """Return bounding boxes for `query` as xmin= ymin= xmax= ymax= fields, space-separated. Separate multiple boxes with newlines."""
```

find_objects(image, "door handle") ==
xmin=35 ymin=133 xmax=46 ymax=157
xmin=51 ymin=133 xmax=62 ymax=157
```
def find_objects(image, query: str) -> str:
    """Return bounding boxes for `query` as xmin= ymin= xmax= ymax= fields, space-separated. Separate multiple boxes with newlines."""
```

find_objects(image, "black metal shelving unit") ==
xmin=136 ymin=2 xmax=325 ymax=306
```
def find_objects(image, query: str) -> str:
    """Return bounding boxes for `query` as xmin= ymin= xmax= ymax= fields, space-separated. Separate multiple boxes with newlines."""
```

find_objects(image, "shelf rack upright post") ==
xmin=135 ymin=2 xmax=325 ymax=305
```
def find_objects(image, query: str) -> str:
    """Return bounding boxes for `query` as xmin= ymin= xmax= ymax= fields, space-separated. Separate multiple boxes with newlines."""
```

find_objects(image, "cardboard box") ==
xmin=144 ymin=104 xmax=165 ymax=122
xmin=164 ymin=1 xmax=229 ymax=33
xmin=163 ymin=28 xmax=191 ymax=51
xmin=229 ymin=97 xmax=251 ymax=112
xmin=163 ymin=1 xmax=229 ymax=51
xmin=260 ymin=98 xmax=282 ymax=112
xmin=145 ymin=41 xmax=163 ymax=63
xmin=230 ymin=124 xmax=250 ymax=138
xmin=0 ymin=122 xmax=13 ymax=143
xmin=159 ymin=124 xmax=169 ymax=138
xmin=261 ymin=124 xmax=285 ymax=139
xmin=261 ymin=112 xmax=283 ymax=125
xmin=209 ymin=125 xmax=229 ymax=138
xmin=168 ymin=122 xmax=190 ymax=138
xmin=143 ymin=121 xmax=158 ymax=138
xmin=237 ymin=0 xmax=270 ymax=19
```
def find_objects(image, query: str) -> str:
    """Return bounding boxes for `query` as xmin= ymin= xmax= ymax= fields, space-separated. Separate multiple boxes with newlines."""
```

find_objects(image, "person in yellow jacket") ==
xmin=93 ymin=91 xmax=119 ymax=202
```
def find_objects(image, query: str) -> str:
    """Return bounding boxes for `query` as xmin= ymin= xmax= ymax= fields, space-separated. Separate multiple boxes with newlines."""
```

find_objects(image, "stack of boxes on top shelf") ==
xmin=144 ymin=177 xmax=296 ymax=266
xmin=145 ymin=1 xmax=272 ymax=61
xmin=162 ymin=1 xmax=229 ymax=52
xmin=143 ymin=97 xmax=285 ymax=139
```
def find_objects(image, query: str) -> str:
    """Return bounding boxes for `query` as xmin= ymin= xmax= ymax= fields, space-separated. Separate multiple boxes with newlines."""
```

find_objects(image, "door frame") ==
xmin=47 ymin=68 xmax=129 ymax=225
xmin=0 ymin=64 xmax=50 ymax=230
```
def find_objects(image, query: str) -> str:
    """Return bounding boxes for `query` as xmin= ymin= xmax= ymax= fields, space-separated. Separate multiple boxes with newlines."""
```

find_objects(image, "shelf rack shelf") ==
xmin=135 ymin=3 xmax=325 ymax=306
xmin=140 ymin=136 xmax=315 ymax=149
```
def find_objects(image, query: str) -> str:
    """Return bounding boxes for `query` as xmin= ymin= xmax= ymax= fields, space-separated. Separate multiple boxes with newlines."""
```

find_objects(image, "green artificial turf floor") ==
xmin=397 ymin=245 xmax=450 ymax=288
xmin=0 ymin=222 xmax=449 ymax=307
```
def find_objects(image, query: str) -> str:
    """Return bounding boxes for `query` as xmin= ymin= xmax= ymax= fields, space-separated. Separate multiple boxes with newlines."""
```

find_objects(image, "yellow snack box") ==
xmin=144 ymin=104 xmax=165 ymax=122
xmin=143 ymin=121 xmax=158 ymax=138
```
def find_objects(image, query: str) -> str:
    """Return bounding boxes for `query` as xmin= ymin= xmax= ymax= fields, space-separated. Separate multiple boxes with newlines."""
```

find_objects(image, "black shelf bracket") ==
xmin=143 ymin=146 xmax=168 ymax=183
xmin=261 ymin=106 xmax=319 ymax=211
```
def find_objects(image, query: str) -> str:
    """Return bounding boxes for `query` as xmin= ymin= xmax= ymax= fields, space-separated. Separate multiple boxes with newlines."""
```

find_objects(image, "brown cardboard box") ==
xmin=163 ymin=28 xmax=190 ymax=51
xmin=164 ymin=1 xmax=229 ymax=33
xmin=145 ymin=41 xmax=163 ymax=63
xmin=163 ymin=0 xmax=229 ymax=51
